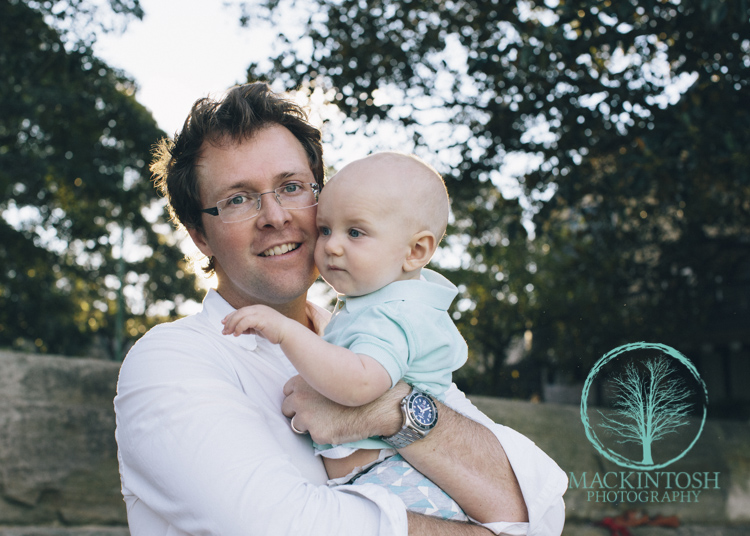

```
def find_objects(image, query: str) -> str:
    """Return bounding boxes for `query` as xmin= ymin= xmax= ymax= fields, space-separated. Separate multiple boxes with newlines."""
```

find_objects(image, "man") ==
xmin=114 ymin=82 xmax=566 ymax=535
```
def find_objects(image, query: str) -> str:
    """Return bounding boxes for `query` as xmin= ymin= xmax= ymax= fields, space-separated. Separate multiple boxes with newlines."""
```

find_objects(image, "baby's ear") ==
xmin=403 ymin=231 xmax=437 ymax=273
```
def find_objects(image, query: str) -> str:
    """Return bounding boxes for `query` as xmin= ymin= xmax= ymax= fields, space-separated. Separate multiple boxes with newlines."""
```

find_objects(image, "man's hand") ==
xmin=305 ymin=300 xmax=332 ymax=336
xmin=281 ymin=375 xmax=409 ymax=445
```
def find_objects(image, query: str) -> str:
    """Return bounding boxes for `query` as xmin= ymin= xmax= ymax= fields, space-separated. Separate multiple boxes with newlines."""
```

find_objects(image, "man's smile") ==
xmin=259 ymin=242 xmax=301 ymax=257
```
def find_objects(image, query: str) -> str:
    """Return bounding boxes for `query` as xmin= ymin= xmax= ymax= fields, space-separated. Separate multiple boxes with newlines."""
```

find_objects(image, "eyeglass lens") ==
xmin=218 ymin=183 xmax=318 ymax=222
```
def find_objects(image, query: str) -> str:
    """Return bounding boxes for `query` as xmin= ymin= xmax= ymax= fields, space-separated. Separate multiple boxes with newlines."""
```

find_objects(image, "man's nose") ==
xmin=255 ymin=193 xmax=290 ymax=228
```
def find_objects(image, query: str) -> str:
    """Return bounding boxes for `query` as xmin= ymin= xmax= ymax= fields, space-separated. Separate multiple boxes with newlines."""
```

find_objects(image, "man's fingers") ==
xmin=289 ymin=415 xmax=307 ymax=435
xmin=281 ymin=377 xmax=298 ymax=417
xmin=283 ymin=375 xmax=302 ymax=397
xmin=281 ymin=376 xmax=312 ymax=418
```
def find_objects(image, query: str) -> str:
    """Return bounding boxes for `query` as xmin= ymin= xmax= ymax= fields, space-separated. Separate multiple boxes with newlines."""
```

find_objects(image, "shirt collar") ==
xmin=338 ymin=268 xmax=458 ymax=313
xmin=200 ymin=289 xmax=258 ymax=351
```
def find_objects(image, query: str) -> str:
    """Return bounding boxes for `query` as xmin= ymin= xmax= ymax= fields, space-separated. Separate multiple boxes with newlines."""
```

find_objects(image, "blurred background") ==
xmin=2 ymin=0 xmax=748 ymax=420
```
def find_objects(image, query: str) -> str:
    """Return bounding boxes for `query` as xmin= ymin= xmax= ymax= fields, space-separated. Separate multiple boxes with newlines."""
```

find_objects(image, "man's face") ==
xmin=189 ymin=125 xmax=319 ymax=310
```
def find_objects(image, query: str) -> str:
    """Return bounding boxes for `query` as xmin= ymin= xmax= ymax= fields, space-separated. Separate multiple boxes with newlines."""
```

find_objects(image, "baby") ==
xmin=222 ymin=152 xmax=469 ymax=520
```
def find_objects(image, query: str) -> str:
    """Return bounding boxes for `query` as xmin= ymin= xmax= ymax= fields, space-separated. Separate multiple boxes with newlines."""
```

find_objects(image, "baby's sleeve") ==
xmin=325 ymin=305 xmax=411 ymax=388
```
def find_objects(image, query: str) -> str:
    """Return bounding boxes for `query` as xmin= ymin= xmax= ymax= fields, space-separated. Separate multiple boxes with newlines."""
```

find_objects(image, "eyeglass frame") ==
xmin=200 ymin=182 xmax=321 ymax=223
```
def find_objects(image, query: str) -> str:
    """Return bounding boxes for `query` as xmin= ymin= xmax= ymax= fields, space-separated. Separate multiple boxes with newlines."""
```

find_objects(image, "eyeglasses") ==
xmin=201 ymin=182 xmax=321 ymax=223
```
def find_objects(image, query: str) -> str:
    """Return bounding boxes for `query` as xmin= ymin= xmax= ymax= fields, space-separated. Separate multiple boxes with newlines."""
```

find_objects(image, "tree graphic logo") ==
xmin=580 ymin=342 xmax=708 ymax=470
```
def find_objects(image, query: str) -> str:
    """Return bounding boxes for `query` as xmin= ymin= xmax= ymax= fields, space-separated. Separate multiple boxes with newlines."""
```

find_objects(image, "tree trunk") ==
xmin=642 ymin=440 xmax=653 ymax=465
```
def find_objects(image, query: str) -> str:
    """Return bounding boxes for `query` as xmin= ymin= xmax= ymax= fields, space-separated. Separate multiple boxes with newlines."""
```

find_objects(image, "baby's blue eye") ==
xmin=348 ymin=229 xmax=361 ymax=238
xmin=320 ymin=227 xmax=331 ymax=236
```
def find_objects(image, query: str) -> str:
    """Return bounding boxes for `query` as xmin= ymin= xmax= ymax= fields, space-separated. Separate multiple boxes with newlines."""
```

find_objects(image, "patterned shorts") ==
xmin=350 ymin=453 xmax=468 ymax=521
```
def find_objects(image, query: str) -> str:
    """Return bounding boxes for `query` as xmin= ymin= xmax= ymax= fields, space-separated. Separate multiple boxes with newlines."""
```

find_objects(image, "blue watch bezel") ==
xmin=406 ymin=390 xmax=438 ymax=432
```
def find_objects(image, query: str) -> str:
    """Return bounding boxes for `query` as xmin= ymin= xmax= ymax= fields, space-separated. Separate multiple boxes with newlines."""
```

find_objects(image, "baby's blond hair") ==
xmin=342 ymin=151 xmax=450 ymax=243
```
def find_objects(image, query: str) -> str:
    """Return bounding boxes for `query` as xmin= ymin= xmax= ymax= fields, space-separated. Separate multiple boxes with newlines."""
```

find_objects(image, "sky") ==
xmin=93 ymin=0 xmax=383 ymax=169
xmin=94 ymin=0 xmax=271 ymax=136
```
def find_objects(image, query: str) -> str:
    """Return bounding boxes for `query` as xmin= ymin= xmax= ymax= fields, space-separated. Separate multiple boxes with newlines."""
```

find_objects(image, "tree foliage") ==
xmin=0 ymin=0 xmax=202 ymax=358
xmin=241 ymin=0 xmax=750 ymax=399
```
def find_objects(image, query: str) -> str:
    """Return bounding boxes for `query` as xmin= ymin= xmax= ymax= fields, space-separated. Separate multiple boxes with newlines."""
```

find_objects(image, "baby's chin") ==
xmin=324 ymin=276 xmax=364 ymax=297
xmin=317 ymin=272 xmax=346 ymax=294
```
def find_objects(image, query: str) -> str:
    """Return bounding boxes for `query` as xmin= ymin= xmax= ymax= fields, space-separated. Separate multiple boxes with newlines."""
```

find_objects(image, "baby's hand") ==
xmin=222 ymin=305 xmax=289 ymax=345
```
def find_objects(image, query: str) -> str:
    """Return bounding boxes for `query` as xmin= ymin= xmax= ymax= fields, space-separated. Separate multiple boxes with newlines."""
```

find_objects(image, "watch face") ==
xmin=410 ymin=394 xmax=436 ymax=427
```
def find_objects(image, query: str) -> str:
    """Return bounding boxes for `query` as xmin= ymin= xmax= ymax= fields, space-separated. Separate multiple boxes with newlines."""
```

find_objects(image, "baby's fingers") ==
xmin=221 ymin=312 xmax=247 ymax=335
xmin=221 ymin=314 xmax=257 ymax=336
xmin=231 ymin=316 xmax=260 ymax=336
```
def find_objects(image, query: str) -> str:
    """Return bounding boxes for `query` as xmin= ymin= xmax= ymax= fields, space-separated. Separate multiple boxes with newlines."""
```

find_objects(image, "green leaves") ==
xmin=0 ymin=0 xmax=202 ymax=358
xmin=243 ymin=0 xmax=750 ymax=406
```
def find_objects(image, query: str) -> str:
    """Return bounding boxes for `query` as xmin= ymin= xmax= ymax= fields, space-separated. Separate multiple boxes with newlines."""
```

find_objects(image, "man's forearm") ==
xmin=400 ymin=401 xmax=528 ymax=523
xmin=350 ymin=382 xmax=528 ymax=523
xmin=407 ymin=512 xmax=494 ymax=535
xmin=283 ymin=378 xmax=529 ymax=524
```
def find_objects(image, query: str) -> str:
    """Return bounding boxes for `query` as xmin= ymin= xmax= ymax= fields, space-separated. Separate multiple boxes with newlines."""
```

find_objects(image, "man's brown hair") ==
xmin=151 ymin=82 xmax=324 ymax=274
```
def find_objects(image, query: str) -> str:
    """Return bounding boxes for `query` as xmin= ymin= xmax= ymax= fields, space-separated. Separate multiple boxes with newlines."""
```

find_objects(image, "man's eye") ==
xmin=228 ymin=195 xmax=247 ymax=206
xmin=282 ymin=182 xmax=302 ymax=193
xmin=348 ymin=229 xmax=361 ymax=238
xmin=320 ymin=227 xmax=331 ymax=236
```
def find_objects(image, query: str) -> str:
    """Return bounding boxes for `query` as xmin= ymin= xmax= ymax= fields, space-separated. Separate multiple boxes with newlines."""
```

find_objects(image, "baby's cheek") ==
xmin=313 ymin=240 xmax=326 ymax=267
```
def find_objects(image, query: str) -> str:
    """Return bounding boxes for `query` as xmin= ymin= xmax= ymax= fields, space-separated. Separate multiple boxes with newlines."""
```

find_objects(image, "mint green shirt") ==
xmin=316 ymin=268 xmax=468 ymax=456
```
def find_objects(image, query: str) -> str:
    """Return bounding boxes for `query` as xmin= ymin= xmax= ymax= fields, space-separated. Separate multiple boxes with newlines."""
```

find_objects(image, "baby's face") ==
xmin=314 ymin=173 xmax=415 ymax=297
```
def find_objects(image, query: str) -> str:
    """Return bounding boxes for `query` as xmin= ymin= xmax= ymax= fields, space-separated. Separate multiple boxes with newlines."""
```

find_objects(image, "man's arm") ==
xmin=283 ymin=377 xmax=529 ymax=526
xmin=407 ymin=512 xmax=494 ymax=535
xmin=401 ymin=398 xmax=528 ymax=524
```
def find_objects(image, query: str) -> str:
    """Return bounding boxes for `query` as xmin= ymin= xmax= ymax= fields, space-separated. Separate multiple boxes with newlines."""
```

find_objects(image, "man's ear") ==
xmin=403 ymin=231 xmax=437 ymax=273
xmin=186 ymin=226 xmax=215 ymax=258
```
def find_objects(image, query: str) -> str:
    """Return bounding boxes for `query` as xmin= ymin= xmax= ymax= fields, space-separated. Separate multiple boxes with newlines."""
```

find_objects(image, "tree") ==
xmin=598 ymin=357 xmax=694 ymax=465
xmin=0 ymin=0 xmax=202 ymax=358
xmin=239 ymin=0 xmax=750 ymax=399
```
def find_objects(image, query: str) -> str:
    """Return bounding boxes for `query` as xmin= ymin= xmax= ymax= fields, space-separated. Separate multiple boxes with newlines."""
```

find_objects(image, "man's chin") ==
xmin=264 ymin=271 xmax=319 ymax=305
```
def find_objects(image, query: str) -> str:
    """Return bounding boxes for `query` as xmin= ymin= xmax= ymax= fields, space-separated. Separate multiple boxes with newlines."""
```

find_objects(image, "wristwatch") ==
xmin=381 ymin=387 xmax=438 ymax=449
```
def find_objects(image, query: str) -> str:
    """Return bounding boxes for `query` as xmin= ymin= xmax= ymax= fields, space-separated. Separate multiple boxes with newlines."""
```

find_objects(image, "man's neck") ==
xmin=215 ymin=287 xmax=312 ymax=329
xmin=272 ymin=296 xmax=312 ymax=329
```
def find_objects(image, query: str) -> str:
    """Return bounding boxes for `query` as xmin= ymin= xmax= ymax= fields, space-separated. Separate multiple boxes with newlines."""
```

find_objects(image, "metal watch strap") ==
xmin=382 ymin=427 xmax=425 ymax=449
xmin=380 ymin=388 xmax=437 ymax=449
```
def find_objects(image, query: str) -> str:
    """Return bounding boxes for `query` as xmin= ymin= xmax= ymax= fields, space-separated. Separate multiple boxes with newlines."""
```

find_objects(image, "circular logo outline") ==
xmin=580 ymin=342 xmax=708 ymax=470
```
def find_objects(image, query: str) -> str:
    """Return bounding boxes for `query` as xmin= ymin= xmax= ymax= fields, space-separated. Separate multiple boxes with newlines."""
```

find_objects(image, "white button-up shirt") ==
xmin=114 ymin=289 xmax=567 ymax=535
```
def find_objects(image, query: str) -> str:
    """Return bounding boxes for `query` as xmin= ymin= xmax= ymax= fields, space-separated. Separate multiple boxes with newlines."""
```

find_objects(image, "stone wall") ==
xmin=1 ymin=350 xmax=748 ymax=533
xmin=0 ymin=351 xmax=124 ymax=526
xmin=471 ymin=396 xmax=750 ymax=529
